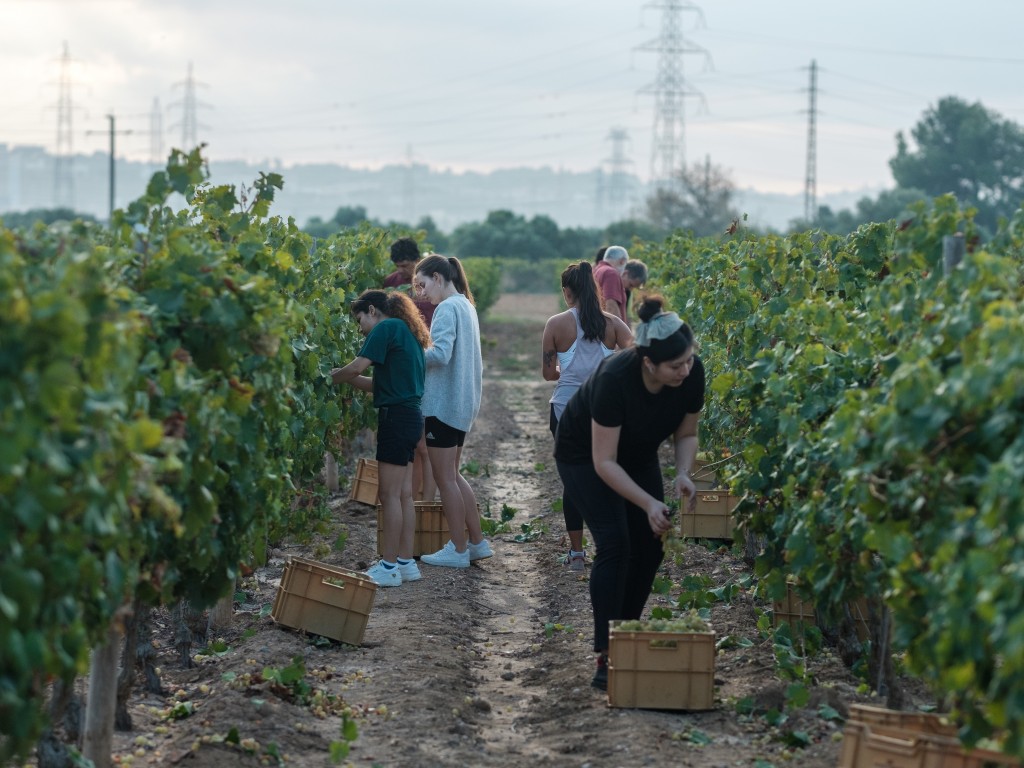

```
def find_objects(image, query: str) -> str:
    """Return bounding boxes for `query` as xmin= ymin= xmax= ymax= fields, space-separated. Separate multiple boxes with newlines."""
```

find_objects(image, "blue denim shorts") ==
xmin=376 ymin=405 xmax=423 ymax=466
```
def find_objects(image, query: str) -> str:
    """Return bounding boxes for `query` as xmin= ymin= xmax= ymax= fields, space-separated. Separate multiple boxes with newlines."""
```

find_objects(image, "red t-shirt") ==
xmin=594 ymin=261 xmax=627 ymax=322
xmin=384 ymin=270 xmax=436 ymax=328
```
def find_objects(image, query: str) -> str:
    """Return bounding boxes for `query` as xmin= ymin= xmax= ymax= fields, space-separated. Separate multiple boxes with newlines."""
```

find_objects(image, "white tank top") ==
xmin=549 ymin=308 xmax=614 ymax=420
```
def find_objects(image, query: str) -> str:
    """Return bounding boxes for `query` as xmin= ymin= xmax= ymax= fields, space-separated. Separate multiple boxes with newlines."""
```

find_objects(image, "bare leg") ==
xmin=427 ymin=444 xmax=468 ymax=551
xmin=568 ymin=529 xmax=584 ymax=553
xmin=377 ymin=461 xmax=409 ymax=562
xmin=415 ymin=435 xmax=436 ymax=501
xmin=455 ymin=445 xmax=484 ymax=544
xmin=398 ymin=462 xmax=416 ymax=560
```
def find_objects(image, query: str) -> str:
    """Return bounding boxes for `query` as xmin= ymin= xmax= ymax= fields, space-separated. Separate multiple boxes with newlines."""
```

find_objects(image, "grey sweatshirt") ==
xmin=422 ymin=293 xmax=483 ymax=433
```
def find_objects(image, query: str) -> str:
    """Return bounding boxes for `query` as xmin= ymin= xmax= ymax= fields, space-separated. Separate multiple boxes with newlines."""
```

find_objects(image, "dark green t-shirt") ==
xmin=358 ymin=318 xmax=425 ymax=409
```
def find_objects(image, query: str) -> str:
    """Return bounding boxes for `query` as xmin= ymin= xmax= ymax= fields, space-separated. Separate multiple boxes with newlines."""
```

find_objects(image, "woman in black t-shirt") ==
xmin=554 ymin=295 xmax=706 ymax=691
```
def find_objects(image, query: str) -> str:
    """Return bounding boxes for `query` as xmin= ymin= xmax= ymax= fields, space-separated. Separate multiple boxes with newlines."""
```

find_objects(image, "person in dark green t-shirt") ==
xmin=331 ymin=290 xmax=429 ymax=587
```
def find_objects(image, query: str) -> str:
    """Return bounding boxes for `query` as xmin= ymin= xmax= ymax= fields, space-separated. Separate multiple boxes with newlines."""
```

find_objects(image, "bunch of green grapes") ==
xmin=616 ymin=610 xmax=710 ymax=633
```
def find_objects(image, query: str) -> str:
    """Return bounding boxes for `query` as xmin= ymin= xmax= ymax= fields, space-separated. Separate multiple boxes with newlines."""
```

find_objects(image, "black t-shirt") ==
xmin=553 ymin=349 xmax=705 ymax=469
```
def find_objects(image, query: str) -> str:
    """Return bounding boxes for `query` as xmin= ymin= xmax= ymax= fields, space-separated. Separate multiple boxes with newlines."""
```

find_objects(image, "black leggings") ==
xmin=555 ymin=458 xmax=665 ymax=652
xmin=550 ymin=406 xmax=583 ymax=535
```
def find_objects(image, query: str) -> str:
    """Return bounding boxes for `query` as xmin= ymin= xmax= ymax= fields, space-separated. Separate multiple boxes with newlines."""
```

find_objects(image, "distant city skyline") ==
xmin=1 ymin=0 xmax=1022 ymax=198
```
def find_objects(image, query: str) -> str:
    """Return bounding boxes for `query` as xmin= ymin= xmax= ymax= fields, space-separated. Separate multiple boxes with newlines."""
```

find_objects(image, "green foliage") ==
xmin=0 ymin=222 xmax=159 ymax=758
xmin=890 ymin=96 xmax=1024 ymax=234
xmin=645 ymin=199 xmax=1024 ymax=755
xmin=0 ymin=147 xmax=392 ymax=760
xmin=461 ymin=256 xmax=501 ymax=317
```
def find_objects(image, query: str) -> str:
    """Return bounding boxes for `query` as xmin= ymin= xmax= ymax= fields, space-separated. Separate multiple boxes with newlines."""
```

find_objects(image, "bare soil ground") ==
xmin=102 ymin=292 xmax=915 ymax=768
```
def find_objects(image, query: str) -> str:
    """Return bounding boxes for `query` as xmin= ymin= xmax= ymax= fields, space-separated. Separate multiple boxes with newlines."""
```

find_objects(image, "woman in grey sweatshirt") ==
xmin=413 ymin=254 xmax=493 ymax=569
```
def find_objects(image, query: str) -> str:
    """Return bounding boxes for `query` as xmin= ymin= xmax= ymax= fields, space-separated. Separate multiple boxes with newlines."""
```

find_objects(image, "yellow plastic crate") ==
xmin=839 ymin=704 xmax=1020 ymax=768
xmin=772 ymin=582 xmax=871 ymax=642
xmin=680 ymin=490 xmax=739 ymax=540
xmin=271 ymin=558 xmax=377 ymax=646
xmin=607 ymin=622 xmax=715 ymax=710
xmin=347 ymin=458 xmax=379 ymax=506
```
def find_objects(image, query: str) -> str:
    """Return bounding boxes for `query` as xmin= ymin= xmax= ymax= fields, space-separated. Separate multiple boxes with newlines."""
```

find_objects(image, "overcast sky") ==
xmin=2 ymin=0 xmax=1022 ymax=195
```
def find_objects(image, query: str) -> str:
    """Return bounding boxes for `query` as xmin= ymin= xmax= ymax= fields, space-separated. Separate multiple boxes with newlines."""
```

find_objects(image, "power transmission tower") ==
xmin=638 ymin=1 xmax=711 ymax=188
xmin=54 ymin=41 xmax=75 ymax=209
xmin=170 ymin=62 xmax=209 ymax=151
xmin=803 ymin=60 xmax=819 ymax=224
xmin=603 ymin=128 xmax=634 ymax=222
xmin=150 ymin=97 xmax=164 ymax=166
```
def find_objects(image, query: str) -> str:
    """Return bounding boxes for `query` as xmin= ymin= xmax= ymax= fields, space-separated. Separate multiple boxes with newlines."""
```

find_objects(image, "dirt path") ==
xmin=105 ymin=293 xmax=877 ymax=768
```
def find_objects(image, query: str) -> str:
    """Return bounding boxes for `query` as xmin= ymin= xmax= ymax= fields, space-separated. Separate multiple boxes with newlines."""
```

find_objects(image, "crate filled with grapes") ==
xmin=607 ymin=611 xmax=715 ymax=710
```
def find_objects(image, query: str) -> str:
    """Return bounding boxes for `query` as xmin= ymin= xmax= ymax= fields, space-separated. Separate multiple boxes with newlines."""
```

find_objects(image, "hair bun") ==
xmin=637 ymin=294 xmax=666 ymax=323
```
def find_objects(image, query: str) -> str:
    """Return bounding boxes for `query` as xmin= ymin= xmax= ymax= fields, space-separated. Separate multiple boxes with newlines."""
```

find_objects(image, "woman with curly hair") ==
xmin=331 ymin=289 xmax=430 ymax=587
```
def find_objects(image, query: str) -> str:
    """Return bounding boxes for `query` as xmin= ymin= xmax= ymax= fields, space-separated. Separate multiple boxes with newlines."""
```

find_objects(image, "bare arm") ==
xmin=604 ymin=312 xmax=634 ymax=350
xmin=604 ymin=298 xmax=623 ymax=321
xmin=672 ymin=411 xmax=700 ymax=512
xmin=541 ymin=317 xmax=560 ymax=381
xmin=331 ymin=357 xmax=373 ymax=393
xmin=591 ymin=421 xmax=673 ymax=536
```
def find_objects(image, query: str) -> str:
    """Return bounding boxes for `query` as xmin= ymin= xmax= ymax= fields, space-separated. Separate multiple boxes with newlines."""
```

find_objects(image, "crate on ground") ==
xmin=680 ymin=490 xmax=739 ymax=540
xmin=348 ymin=458 xmax=379 ymax=505
xmin=271 ymin=557 xmax=377 ymax=646
xmin=375 ymin=501 xmax=475 ymax=557
xmin=772 ymin=582 xmax=871 ymax=642
xmin=839 ymin=704 xmax=1020 ymax=768
xmin=607 ymin=622 xmax=715 ymax=710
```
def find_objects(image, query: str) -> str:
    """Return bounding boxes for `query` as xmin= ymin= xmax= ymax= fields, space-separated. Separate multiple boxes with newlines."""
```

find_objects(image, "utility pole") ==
xmin=87 ymin=115 xmax=132 ymax=221
xmin=803 ymin=60 xmax=819 ymax=224
xmin=54 ymin=42 xmax=75 ymax=209
xmin=638 ymin=1 xmax=711 ymax=189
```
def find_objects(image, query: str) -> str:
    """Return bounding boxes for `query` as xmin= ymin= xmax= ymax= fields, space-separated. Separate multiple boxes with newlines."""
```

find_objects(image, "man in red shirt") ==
xmin=384 ymin=237 xmax=436 ymax=328
xmin=593 ymin=245 xmax=629 ymax=322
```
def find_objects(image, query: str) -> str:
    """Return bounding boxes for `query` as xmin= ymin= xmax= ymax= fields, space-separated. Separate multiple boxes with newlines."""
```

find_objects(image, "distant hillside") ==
xmin=0 ymin=144 xmax=883 ymax=232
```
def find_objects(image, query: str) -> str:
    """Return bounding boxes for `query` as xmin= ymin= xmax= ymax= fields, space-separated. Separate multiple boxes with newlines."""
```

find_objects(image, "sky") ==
xmin=1 ymin=0 xmax=1023 ymax=196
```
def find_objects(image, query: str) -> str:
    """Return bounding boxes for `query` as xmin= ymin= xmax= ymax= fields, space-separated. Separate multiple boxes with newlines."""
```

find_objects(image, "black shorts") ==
xmin=424 ymin=416 xmax=466 ymax=449
xmin=376 ymin=405 xmax=423 ymax=466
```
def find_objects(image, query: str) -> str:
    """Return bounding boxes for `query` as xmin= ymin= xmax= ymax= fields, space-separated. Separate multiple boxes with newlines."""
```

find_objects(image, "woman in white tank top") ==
xmin=542 ymin=261 xmax=633 ymax=569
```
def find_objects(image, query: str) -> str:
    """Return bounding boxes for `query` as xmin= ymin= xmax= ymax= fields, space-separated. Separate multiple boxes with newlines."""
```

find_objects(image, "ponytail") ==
xmin=561 ymin=261 xmax=606 ymax=341
xmin=416 ymin=253 xmax=475 ymax=306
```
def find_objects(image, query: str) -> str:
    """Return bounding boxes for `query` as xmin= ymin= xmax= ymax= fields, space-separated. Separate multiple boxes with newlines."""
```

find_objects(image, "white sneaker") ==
xmin=397 ymin=560 xmax=422 ymax=582
xmin=365 ymin=561 xmax=402 ymax=587
xmin=420 ymin=540 xmax=470 ymax=569
xmin=467 ymin=539 xmax=493 ymax=561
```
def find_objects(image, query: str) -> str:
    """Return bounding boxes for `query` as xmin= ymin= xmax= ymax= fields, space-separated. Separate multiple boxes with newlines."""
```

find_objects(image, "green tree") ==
xmin=450 ymin=210 xmax=560 ymax=261
xmin=605 ymin=217 xmax=664 ymax=246
xmin=0 ymin=208 xmax=97 ymax=229
xmin=303 ymin=205 xmax=375 ymax=238
xmin=793 ymin=188 xmax=930 ymax=235
xmin=890 ymin=97 xmax=1024 ymax=233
